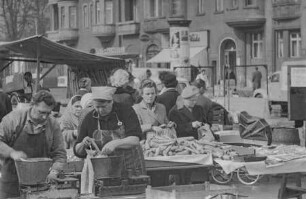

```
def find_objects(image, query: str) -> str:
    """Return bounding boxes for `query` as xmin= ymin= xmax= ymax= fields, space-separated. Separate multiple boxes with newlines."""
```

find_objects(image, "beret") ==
xmin=181 ymin=86 xmax=199 ymax=99
xmin=91 ymin=86 xmax=116 ymax=100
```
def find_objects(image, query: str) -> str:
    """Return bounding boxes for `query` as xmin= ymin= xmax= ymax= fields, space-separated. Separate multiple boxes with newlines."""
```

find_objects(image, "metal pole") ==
xmin=35 ymin=37 xmax=41 ymax=93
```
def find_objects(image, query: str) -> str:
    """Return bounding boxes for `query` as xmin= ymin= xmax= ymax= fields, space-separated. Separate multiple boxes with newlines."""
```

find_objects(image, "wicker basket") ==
xmin=15 ymin=158 xmax=53 ymax=185
xmin=91 ymin=156 xmax=123 ymax=179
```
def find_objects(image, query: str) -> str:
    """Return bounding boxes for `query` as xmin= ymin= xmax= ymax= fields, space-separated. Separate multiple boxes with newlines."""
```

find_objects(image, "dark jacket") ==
xmin=168 ymin=105 xmax=207 ymax=139
xmin=0 ymin=92 xmax=12 ymax=122
xmin=74 ymin=102 xmax=142 ymax=158
xmin=196 ymin=95 xmax=213 ymax=125
xmin=113 ymin=86 xmax=139 ymax=107
xmin=156 ymin=89 xmax=180 ymax=115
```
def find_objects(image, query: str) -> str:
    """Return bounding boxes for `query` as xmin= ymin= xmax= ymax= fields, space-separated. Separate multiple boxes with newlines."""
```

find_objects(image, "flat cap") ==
xmin=181 ymin=86 xmax=199 ymax=99
xmin=91 ymin=86 xmax=116 ymax=100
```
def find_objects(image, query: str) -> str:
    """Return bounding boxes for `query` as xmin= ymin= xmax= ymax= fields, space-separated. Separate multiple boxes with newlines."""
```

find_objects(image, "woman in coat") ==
xmin=133 ymin=79 xmax=175 ymax=139
xmin=169 ymin=86 xmax=208 ymax=139
xmin=60 ymin=95 xmax=82 ymax=149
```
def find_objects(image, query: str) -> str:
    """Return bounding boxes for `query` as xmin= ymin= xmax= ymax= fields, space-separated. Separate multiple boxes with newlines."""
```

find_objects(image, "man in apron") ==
xmin=74 ymin=86 xmax=142 ymax=158
xmin=0 ymin=90 xmax=67 ymax=198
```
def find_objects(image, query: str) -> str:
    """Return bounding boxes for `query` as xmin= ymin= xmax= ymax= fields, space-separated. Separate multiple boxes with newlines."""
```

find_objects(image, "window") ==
xmin=231 ymin=0 xmax=238 ymax=8
xmin=83 ymin=5 xmax=89 ymax=28
xmin=245 ymin=0 xmax=255 ymax=6
xmin=53 ymin=5 xmax=59 ymax=30
xmin=119 ymin=0 xmax=136 ymax=22
xmin=149 ymin=0 xmax=163 ymax=17
xmin=198 ymin=0 xmax=205 ymax=14
xmin=251 ymin=33 xmax=263 ymax=58
xmin=95 ymin=0 xmax=101 ymax=24
xmin=171 ymin=0 xmax=182 ymax=16
xmin=105 ymin=0 xmax=113 ymax=24
xmin=216 ymin=0 xmax=224 ymax=12
xmin=290 ymin=31 xmax=301 ymax=57
xmin=276 ymin=31 xmax=283 ymax=58
xmin=69 ymin=6 xmax=77 ymax=28
xmin=60 ymin=7 xmax=65 ymax=28
xmin=90 ymin=3 xmax=94 ymax=25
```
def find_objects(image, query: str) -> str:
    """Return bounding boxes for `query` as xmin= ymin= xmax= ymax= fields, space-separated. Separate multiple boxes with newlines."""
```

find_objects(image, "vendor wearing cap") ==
xmin=169 ymin=86 xmax=208 ymax=139
xmin=74 ymin=86 xmax=142 ymax=158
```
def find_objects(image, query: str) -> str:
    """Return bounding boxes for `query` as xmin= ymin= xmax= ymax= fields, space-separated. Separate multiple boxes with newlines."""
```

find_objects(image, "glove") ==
xmin=10 ymin=150 xmax=27 ymax=160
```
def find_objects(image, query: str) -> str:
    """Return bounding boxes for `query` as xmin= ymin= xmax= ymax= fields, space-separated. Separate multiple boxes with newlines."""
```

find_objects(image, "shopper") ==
xmin=60 ymin=95 xmax=83 ymax=149
xmin=77 ymin=77 xmax=92 ymax=96
xmin=0 ymin=91 xmax=12 ymax=122
xmin=252 ymin=66 xmax=262 ymax=91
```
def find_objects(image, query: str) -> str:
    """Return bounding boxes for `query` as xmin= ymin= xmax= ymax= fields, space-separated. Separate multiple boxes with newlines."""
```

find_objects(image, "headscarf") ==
xmin=60 ymin=95 xmax=82 ymax=129
xmin=80 ymin=93 xmax=93 ymax=108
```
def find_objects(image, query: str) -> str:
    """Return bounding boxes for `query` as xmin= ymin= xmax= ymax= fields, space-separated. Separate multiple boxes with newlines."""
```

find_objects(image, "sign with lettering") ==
xmin=189 ymin=31 xmax=208 ymax=48
xmin=96 ymin=47 xmax=126 ymax=56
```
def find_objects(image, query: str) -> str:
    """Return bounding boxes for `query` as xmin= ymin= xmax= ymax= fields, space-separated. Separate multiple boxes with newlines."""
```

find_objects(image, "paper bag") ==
xmin=81 ymin=154 xmax=94 ymax=194
xmin=198 ymin=125 xmax=215 ymax=142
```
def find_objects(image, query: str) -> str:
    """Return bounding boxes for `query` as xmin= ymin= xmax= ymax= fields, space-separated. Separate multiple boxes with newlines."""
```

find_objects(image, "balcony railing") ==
xmin=91 ymin=24 xmax=116 ymax=38
xmin=116 ymin=21 xmax=140 ymax=35
xmin=47 ymin=29 xmax=78 ymax=43
xmin=273 ymin=0 xmax=301 ymax=20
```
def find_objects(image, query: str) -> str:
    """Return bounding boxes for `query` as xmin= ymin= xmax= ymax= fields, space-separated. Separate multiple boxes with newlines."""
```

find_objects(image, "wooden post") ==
xmin=35 ymin=37 xmax=41 ymax=93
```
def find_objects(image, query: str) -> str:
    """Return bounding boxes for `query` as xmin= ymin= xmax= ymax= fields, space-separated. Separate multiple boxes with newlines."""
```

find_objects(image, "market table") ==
xmin=215 ymin=156 xmax=306 ymax=199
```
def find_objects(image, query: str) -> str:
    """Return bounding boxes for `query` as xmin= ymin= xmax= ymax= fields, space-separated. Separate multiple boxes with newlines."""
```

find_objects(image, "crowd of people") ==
xmin=0 ymin=68 xmax=230 ymax=198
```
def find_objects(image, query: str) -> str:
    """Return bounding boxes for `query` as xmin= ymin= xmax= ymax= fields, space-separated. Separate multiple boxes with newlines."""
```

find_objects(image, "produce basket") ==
xmin=15 ymin=158 xmax=53 ymax=185
xmin=91 ymin=156 xmax=123 ymax=179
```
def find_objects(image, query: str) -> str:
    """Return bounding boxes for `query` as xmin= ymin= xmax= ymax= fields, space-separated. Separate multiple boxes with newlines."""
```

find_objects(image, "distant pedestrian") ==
xmin=196 ymin=69 xmax=210 ymax=88
xmin=77 ymin=77 xmax=92 ymax=96
xmin=252 ymin=67 xmax=262 ymax=91
xmin=0 ymin=91 xmax=12 ymax=122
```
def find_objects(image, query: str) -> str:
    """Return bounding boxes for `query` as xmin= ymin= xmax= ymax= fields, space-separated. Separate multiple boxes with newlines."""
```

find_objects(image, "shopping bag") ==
xmin=161 ymin=127 xmax=177 ymax=139
xmin=80 ymin=152 xmax=94 ymax=194
xmin=198 ymin=125 xmax=215 ymax=142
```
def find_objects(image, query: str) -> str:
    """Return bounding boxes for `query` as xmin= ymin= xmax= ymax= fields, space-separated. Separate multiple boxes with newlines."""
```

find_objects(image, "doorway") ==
xmin=220 ymin=39 xmax=236 ymax=82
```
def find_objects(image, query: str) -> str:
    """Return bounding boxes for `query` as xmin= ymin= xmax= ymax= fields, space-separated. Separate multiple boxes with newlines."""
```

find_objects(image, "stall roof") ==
xmin=0 ymin=35 xmax=124 ymax=67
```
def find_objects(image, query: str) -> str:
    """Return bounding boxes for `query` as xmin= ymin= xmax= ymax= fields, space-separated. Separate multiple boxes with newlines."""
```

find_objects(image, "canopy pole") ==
xmin=35 ymin=37 xmax=41 ymax=93
xmin=0 ymin=60 xmax=13 ymax=73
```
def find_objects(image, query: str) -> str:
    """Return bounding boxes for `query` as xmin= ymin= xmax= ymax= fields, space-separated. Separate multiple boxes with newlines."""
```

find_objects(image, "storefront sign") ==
xmin=189 ymin=31 xmax=208 ymax=48
xmin=96 ymin=47 xmax=126 ymax=56
xmin=57 ymin=76 xmax=67 ymax=87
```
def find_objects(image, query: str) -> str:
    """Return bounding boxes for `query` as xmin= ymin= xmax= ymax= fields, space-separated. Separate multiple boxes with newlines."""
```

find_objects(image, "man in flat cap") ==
xmin=74 ymin=86 xmax=142 ymax=158
xmin=169 ymin=86 xmax=209 ymax=139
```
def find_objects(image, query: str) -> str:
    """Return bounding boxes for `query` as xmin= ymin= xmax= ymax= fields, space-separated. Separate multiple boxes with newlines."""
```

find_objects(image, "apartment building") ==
xmin=47 ymin=0 xmax=305 ymax=87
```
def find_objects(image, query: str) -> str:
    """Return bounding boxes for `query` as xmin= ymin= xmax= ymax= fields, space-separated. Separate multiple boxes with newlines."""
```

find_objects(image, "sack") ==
xmin=197 ymin=125 xmax=215 ymax=142
xmin=80 ymin=152 xmax=94 ymax=194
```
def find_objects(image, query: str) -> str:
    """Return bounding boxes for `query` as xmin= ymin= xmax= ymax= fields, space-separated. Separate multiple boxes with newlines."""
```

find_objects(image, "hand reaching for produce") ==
xmin=167 ymin=121 xmax=176 ymax=128
xmin=152 ymin=126 xmax=163 ymax=134
xmin=101 ymin=140 xmax=118 ymax=155
xmin=10 ymin=150 xmax=27 ymax=160
xmin=192 ymin=121 xmax=203 ymax=129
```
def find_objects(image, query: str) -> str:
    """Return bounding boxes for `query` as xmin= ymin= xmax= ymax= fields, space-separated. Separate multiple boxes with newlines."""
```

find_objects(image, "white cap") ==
xmin=91 ymin=86 xmax=116 ymax=100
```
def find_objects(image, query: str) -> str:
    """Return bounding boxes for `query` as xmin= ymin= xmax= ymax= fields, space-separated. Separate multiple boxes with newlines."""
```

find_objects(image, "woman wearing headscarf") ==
xmin=133 ymin=79 xmax=175 ymax=139
xmin=110 ymin=69 xmax=139 ymax=107
xmin=60 ymin=95 xmax=83 ymax=149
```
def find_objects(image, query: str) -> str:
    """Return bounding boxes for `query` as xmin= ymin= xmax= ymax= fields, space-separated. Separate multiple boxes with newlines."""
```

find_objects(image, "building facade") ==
xmin=47 ymin=0 xmax=305 ymax=88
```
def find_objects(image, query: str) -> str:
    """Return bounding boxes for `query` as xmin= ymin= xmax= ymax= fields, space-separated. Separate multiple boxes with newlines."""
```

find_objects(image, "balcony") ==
xmin=143 ymin=18 xmax=169 ymax=33
xmin=225 ymin=2 xmax=266 ymax=29
xmin=92 ymin=24 xmax=116 ymax=42
xmin=273 ymin=0 xmax=301 ymax=21
xmin=47 ymin=29 xmax=78 ymax=45
xmin=116 ymin=21 xmax=140 ymax=35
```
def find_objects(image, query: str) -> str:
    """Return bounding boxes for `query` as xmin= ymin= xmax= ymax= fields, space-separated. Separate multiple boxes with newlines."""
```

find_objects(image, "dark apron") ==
xmin=0 ymin=121 xmax=48 ymax=198
xmin=92 ymin=115 xmax=125 ymax=150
